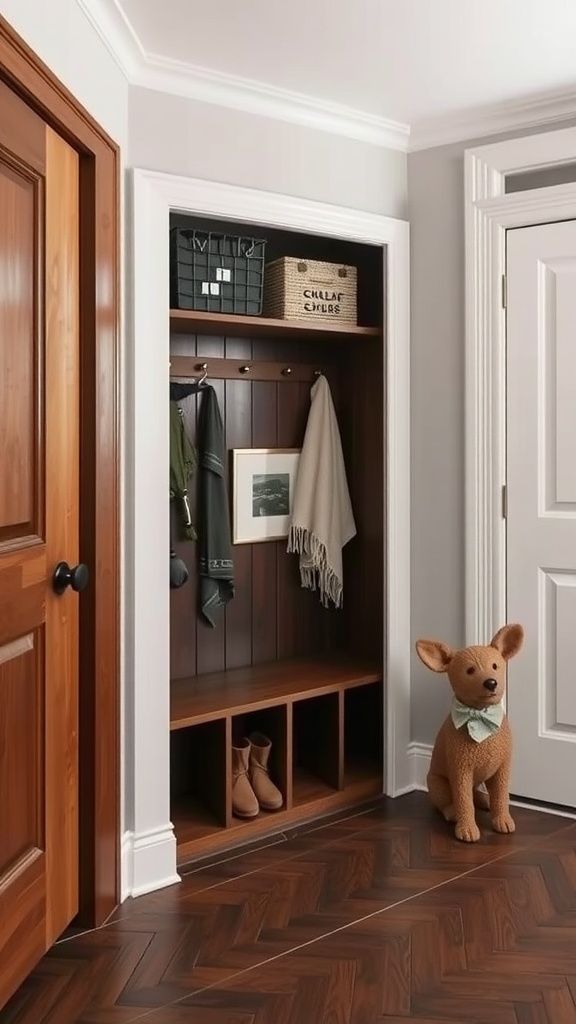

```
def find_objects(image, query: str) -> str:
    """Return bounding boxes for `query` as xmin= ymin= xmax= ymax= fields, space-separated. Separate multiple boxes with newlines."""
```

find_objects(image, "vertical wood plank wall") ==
xmin=169 ymin=332 xmax=384 ymax=681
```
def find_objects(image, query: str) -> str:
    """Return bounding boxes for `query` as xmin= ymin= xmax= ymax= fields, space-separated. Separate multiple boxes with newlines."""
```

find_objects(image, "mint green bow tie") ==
xmin=451 ymin=697 xmax=504 ymax=743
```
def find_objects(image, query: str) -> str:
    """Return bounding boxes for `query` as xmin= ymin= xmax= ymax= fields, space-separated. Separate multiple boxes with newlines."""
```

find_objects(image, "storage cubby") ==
xmin=231 ymin=704 xmax=289 ymax=813
xmin=293 ymin=693 xmax=341 ymax=806
xmin=344 ymin=682 xmax=383 ymax=787
xmin=168 ymin=211 xmax=385 ymax=866
xmin=170 ymin=719 xmax=229 ymax=849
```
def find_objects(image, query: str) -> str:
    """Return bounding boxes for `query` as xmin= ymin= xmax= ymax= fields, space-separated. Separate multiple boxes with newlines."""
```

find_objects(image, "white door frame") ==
xmin=124 ymin=170 xmax=411 ymax=899
xmin=465 ymin=127 xmax=576 ymax=645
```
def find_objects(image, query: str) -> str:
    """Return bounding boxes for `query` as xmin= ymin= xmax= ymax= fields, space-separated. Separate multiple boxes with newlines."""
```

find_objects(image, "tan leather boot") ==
xmin=248 ymin=733 xmax=283 ymax=811
xmin=232 ymin=739 xmax=259 ymax=819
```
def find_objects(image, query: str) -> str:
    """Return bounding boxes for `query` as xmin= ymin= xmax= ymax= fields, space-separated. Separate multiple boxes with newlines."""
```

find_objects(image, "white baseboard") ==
xmin=403 ymin=742 xmax=576 ymax=819
xmin=406 ymin=741 xmax=433 ymax=792
xmin=509 ymin=799 xmax=576 ymax=819
xmin=120 ymin=830 xmax=133 ymax=902
xmin=121 ymin=823 xmax=181 ymax=901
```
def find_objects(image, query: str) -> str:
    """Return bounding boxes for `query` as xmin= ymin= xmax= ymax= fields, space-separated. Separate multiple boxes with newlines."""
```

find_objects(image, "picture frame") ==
xmin=231 ymin=447 xmax=301 ymax=544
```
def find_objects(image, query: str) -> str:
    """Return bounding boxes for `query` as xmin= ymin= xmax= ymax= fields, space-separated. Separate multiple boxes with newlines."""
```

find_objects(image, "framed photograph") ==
xmin=231 ymin=448 xmax=301 ymax=544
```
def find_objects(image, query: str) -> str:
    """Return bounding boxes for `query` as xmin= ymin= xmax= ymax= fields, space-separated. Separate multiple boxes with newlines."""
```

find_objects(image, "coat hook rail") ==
xmin=170 ymin=354 xmax=325 ymax=384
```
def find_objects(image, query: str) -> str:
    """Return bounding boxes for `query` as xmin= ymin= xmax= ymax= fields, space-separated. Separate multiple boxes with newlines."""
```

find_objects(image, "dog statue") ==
xmin=415 ymin=623 xmax=524 ymax=842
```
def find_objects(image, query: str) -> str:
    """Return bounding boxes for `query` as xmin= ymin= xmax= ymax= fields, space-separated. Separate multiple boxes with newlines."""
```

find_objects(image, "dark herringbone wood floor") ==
xmin=3 ymin=793 xmax=576 ymax=1023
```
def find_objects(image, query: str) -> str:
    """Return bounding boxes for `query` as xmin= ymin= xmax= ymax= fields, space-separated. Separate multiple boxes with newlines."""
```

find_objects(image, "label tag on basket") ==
xmin=216 ymin=268 xmax=231 ymax=282
xmin=201 ymin=282 xmax=221 ymax=296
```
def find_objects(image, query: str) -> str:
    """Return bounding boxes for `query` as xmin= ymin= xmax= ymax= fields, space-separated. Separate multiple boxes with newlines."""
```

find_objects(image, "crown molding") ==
xmin=77 ymin=0 xmax=144 ymax=78
xmin=78 ymin=0 xmax=576 ymax=156
xmin=135 ymin=52 xmax=410 ymax=150
xmin=76 ymin=0 xmax=410 ymax=151
xmin=410 ymin=88 xmax=576 ymax=151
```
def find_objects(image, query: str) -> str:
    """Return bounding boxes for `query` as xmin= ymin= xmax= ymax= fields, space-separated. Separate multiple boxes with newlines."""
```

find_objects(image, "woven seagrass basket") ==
xmin=263 ymin=257 xmax=357 ymax=324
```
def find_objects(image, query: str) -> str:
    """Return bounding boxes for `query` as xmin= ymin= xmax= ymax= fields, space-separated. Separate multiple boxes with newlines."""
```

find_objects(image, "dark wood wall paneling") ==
xmin=170 ymin=338 xmax=383 ymax=678
xmin=170 ymin=335 xmax=340 ymax=679
xmin=340 ymin=336 xmax=385 ymax=659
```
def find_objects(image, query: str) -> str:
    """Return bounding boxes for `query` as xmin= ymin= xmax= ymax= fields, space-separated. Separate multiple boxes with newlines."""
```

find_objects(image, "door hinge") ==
xmin=501 ymin=274 xmax=507 ymax=309
xmin=501 ymin=484 xmax=508 ymax=519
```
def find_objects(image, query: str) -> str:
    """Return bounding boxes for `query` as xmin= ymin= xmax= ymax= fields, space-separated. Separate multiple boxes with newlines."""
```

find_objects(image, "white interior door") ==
xmin=507 ymin=219 xmax=576 ymax=807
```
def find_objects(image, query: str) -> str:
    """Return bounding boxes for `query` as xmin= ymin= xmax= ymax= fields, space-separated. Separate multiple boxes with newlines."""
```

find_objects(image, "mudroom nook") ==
xmin=128 ymin=170 xmax=410 ymax=894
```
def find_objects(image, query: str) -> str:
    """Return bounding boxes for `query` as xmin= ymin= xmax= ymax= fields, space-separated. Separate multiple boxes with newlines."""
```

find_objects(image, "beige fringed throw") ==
xmin=287 ymin=374 xmax=356 ymax=608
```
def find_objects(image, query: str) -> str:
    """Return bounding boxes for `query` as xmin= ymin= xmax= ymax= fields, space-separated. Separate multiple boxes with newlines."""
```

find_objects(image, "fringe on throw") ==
xmin=287 ymin=525 xmax=343 ymax=609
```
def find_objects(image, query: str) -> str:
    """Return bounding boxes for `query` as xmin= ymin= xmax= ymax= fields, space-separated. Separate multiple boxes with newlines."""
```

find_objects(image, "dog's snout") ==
xmin=483 ymin=678 xmax=498 ymax=692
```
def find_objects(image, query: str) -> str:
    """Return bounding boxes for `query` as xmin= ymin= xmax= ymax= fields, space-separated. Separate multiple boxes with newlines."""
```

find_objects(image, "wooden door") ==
xmin=0 ymin=80 xmax=81 ymax=1007
xmin=507 ymin=219 xmax=576 ymax=808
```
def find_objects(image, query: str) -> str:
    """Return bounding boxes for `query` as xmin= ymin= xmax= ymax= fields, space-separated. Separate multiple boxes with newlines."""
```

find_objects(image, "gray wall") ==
xmin=408 ymin=137 xmax=467 ymax=744
xmin=408 ymin=118 xmax=576 ymax=745
xmin=129 ymin=86 xmax=408 ymax=219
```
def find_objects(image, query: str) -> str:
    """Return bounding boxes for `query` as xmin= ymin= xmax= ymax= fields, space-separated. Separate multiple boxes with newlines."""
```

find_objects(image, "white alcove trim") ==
xmin=124 ymin=170 xmax=411 ymax=897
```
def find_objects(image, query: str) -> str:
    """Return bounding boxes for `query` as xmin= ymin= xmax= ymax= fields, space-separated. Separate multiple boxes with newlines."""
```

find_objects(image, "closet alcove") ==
xmin=168 ymin=213 xmax=385 ymax=865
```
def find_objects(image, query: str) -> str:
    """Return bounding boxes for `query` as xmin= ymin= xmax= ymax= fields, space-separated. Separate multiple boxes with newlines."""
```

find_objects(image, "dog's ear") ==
xmin=490 ymin=623 xmax=524 ymax=661
xmin=415 ymin=639 xmax=454 ymax=673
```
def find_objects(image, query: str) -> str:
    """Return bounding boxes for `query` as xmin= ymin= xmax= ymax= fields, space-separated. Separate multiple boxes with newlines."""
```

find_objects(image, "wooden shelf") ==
xmin=169 ymin=308 xmax=381 ymax=343
xmin=170 ymin=661 xmax=383 ymax=865
xmin=170 ymin=655 xmax=382 ymax=730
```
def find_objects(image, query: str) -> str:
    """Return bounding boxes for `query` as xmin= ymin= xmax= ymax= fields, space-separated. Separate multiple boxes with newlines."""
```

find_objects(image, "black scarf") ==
xmin=197 ymin=386 xmax=234 ymax=626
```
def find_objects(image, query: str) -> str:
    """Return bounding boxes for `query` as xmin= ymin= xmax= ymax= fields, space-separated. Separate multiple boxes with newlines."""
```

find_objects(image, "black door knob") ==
xmin=52 ymin=561 xmax=89 ymax=596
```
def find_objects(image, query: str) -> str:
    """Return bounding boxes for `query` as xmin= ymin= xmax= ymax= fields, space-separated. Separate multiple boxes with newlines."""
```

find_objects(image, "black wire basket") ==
xmin=170 ymin=228 xmax=267 ymax=315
